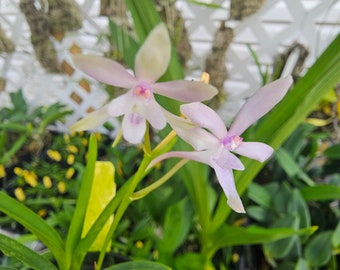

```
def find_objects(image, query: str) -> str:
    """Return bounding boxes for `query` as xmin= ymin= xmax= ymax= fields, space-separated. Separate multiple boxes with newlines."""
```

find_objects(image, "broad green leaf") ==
xmin=175 ymin=253 xmax=210 ymax=270
xmin=65 ymin=134 xmax=97 ymax=267
xmin=104 ymin=261 xmax=171 ymax=270
xmin=158 ymin=198 xmax=194 ymax=254
xmin=247 ymin=206 xmax=270 ymax=222
xmin=304 ymin=231 xmax=333 ymax=267
xmin=300 ymin=185 xmax=340 ymax=201
xmin=247 ymin=182 xmax=271 ymax=208
xmin=331 ymin=221 xmax=340 ymax=247
xmin=263 ymin=215 xmax=300 ymax=259
xmin=0 ymin=192 xmax=65 ymax=268
xmin=275 ymin=148 xmax=314 ymax=186
xmin=0 ymin=233 xmax=57 ymax=270
xmin=295 ymin=258 xmax=310 ymax=270
xmin=323 ymin=144 xmax=340 ymax=159
xmin=81 ymin=161 xmax=116 ymax=251
xmin=209 ymin=224 xmax=317 ymax=257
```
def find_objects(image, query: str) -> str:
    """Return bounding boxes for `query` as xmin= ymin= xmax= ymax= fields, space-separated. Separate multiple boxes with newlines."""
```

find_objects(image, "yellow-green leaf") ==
xmin=82 ymin=161 xmax=116 ymax=251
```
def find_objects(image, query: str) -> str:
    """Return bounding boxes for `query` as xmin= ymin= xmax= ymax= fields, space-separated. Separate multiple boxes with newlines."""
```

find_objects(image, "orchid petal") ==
xmin=211 ymin=147 xmax=245 ymax=170
xmin=72 ymin=55 xmax=137 ymax=88
xmin=134 ymin=23 xmax=171 ymax=82
xmin=69 ymin=105 xmax=110 ymax=131
xmin=229 ymin=76 xmax=293 ymax=136
xmin=139 ymin=99 xmax=167 ymax=130
xmin=212 ymin=164 xmax=245 ymax=213
xmin=233 ymin=142 xmax=273 ymax=162
xmin=122 ymin=112 xmax=146 ymax=144
xmin=108 ymin=92 xmax=134 ymax=117
xmin=162 ymin=109 xmax=220 ymax=150
xmin=180 ymin=102 xmax=227 ymax=140
xmin=153 ymin=81 xmax=218 ymax=102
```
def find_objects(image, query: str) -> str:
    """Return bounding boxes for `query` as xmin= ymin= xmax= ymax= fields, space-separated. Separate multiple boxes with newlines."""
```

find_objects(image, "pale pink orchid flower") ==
xmin=69 ymin=23 xmax=217 ymax=144
xmin=151 ymin=76 xmax=293 ymax=213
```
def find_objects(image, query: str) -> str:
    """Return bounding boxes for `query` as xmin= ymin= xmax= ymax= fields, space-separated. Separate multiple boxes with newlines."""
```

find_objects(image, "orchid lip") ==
xmin=222 ymin=135 xmax=243 ymax=151
xmin=132 ymin=82 xmax=153 ymax=101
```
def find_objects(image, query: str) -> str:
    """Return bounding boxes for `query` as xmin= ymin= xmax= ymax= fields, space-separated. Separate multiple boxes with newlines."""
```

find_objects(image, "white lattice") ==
xmin=0 ymin=0 xmax=339 ymax=133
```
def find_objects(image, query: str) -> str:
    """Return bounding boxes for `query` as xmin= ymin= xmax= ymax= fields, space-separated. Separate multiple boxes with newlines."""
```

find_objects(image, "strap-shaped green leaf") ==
xmin=0 ymin=192 xmax=65 ymax=268
xmin=0 ymin=233 xmax=57 ymax=270
xmin=65 ymin=134 xmax=97 ymax=268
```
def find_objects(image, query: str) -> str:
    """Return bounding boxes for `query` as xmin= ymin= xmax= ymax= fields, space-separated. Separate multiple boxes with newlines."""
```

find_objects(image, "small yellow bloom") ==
xmin=43 ymin=176 xmax=52 ymax=189
xmin=66 ymin=167 xmax=75 ymax=179
xmin=57 ymin=182 xmax=66 ymax=194
xmin=0 ymin=164 xmax=6 ymax=178
xmin=67 ymin=145 xmax=78 ymax=154
xmin=14 ymin=167 xmax=24 ymax=176
xmin=135 ymin=240 xmax=144 ymax=249
xmin=67 ymin=154 xmax=75 ymax=165
xmin=232 ymin=253 xmax=240 ymax=263
xmin=14 ymin=187 xmax=26 ymax=201
xmin=23 ymin=170 xmax=38 ymax=187
xmin=94 ymin=132 xmax=102 ymax=141
xmin=82 ymin=138 xmax=88 ymax=146
xmin=47 ymin=149 xmax=62 ymax=162
xmin=63 ymin=134 xmax=70 ymax=143
xmin=38 ymin=209 xmax=47 ymax=217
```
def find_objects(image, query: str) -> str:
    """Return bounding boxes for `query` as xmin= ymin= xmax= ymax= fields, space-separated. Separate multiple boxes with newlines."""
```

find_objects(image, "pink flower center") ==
xmin=133 ymin=83 xmax=152 ymax=101
xmin=222 ymin=135 xmax=243 ymax=151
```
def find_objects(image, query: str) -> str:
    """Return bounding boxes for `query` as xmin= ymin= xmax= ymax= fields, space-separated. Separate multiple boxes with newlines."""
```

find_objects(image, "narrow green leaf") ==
xmin=209 ymin=225 xmax=317 ymax=257
xmin=300 ymin=185 xmax=340 ymax=201
xmin=0 ymin=233 xmax=57 ymax=270
xmin=0 ymin=192 xmax=65 ymax=268
xmin=104 ymin=261 xmax=171 ymax=270
xmin=65 ymin=134 xmax=97 ymax=265
xmin=108 ymin=19 xmax=139 ymax=68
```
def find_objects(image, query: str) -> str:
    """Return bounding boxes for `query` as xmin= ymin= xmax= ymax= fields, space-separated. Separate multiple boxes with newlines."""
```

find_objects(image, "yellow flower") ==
xmin=82 ymin=138 xmax=88 ymax=146
xmin=43 ymin=176 xmax=52 ymax=189
xmin=135 ymin=240 xmax=144 ymax=249
xmin=63 ymin=134 xmax=70 ymax=143
xmin=14 ymin=167 xmax=24 ymax=176
xmin=57 ymin=182 xmax=66 ymax=194
xmin=23 ymin=170 xmax=38 ymax=187
xmin=0 ymin=164 xmax=6 ymax=178
xmin=66 ymin=167 xmax=75 ymax=179
xmin=67 ymin=154 xmax=75 ymax=165
xmin=47 ymin=149 xmax=62 ymax=162
xmin=38 ymin=209 xmax=47 ymax=217
xmin=67 ymin=145 xmax=78 ymax=154
xmin=94 ymin=132 xmax=102 ymax=141
xmin=14 ymin=188 xmax=26 ymax=201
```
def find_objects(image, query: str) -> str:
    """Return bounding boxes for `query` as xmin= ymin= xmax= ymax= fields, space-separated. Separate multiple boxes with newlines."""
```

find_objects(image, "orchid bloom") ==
xmin=70 ymin=23 xmax=217 ymax=144
xmin=151 ymin=76 xmax=293 ymax=213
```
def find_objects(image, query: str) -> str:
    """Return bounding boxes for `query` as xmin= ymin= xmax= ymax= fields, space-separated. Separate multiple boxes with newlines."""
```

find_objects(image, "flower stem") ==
xmin=131 ymin=159 xmax=189 ymax=200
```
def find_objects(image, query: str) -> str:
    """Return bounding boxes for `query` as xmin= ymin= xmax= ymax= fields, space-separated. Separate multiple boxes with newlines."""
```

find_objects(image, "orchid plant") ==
xmin=71 ymin=22 xmax=293 ymax=214
xmin=4 ymin=16 xmax=338 ymax=269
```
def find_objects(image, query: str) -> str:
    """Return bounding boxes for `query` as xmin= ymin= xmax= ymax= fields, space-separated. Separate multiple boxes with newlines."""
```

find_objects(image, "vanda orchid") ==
xmin=70 ymin=23 xmax=217 ymax=144
xmin=151 ymin=76 xmax=293 ymax=213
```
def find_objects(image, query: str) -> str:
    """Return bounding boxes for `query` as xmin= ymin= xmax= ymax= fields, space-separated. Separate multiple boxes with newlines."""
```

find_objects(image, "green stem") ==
xmin=131 ymin=159 xmax=189 ymax=200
